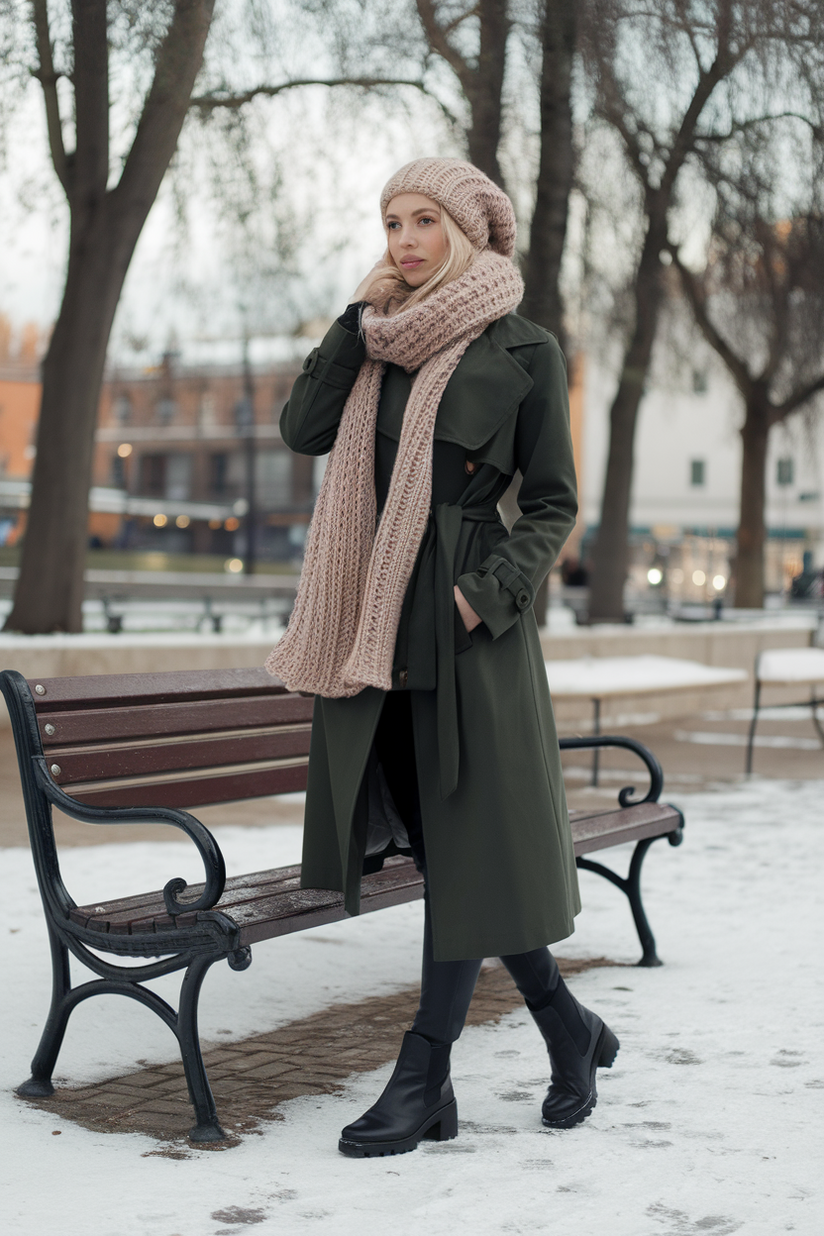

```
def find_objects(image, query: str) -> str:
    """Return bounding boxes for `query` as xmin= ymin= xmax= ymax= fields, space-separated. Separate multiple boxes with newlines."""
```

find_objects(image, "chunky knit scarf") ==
xmin=266 ymin=250 xmax=524 ymax=697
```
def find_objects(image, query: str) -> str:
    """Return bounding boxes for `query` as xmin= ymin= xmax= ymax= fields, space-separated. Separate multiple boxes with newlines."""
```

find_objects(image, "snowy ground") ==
xmin=1 ymin=779 xmax=822 ymax=1236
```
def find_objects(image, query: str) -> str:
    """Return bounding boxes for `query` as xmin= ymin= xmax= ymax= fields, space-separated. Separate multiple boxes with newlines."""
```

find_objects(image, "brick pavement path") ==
xmin=20 ymin=957 xmax=616 ymax=1153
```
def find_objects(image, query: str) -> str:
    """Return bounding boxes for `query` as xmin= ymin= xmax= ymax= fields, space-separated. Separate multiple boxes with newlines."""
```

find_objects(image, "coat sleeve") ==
xmin=456 ymin=335 xmax=578 ymax=639
xmin=279 ymin=319 xmax=366 ymax=456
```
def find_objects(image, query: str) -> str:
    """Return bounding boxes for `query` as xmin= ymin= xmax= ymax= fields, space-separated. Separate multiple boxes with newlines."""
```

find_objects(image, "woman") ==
xmin=266 ymin=158 xmax=618 ymax=1158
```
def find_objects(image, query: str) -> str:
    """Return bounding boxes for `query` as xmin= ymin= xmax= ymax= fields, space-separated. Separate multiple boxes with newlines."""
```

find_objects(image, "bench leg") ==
xmin=18 ymin=929 xmax=227 ymax=1143
xmin=810 ymin=693 xmax=824 ymax=748
xmin=576 ymin=836 xmax=664 ymax=967
xmin=745 ymin=681 xmax=761 ymax=775
xmin=17 ymin=926 xmax=72 ymax=1097
xmin=625 ymin=838 xmax=663 ymax=968
xmin=177 ymin=955 xmax=226 ymax=1143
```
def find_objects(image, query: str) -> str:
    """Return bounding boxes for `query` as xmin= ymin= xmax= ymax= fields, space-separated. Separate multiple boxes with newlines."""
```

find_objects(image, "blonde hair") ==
xmin=367 ymin=206 xmax=477 ymax=314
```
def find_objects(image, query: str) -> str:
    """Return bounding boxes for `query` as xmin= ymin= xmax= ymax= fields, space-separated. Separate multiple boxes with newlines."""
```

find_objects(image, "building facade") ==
xmin=93 ymin=350 xmax=310 ymax=561
xmin=579 ymin=334 xmax=824 ymax=602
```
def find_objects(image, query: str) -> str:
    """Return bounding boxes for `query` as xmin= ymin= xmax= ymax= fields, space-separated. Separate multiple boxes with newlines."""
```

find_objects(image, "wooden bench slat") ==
xmin=237 ymin=873 xmax=427 ymax=945
xmin=47 ymin=725 xmax=312 ymax=785
xmin=68 ymin=865 xmax=306 ymax=924
xmin=65 ymin=760 xmax=309 ymax=809
xmin=28 ymin=667 xmax=289 ymax=712
xmin=39 ymin=694 xmax=315 ymax=745
xmin=69 ymin=857 xmax=424 ymax=942
xmin=66 ymin=803 xmax=681 ymax=945
xmin=570 ymin=802 xmax=681 ymax=855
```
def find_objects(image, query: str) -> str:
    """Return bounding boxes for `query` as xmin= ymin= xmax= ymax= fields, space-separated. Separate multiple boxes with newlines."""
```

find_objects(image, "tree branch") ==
xmin=71 ymin=0 xmax=110 ymax=201
xmin=193 ymin=74 xmax=432 ymax=108
xmin=669 ymin=244 xmax=754 ymax=398
xmin=31 ymin=0 xmax=69 ymax=195
xmin=191 ymin=75 xmax=461 ymax=131
xmin=694 ymin=111 xmax=824 ymax=143
xmin=115 ymin=1 xmax=216 ymax=221
xmin=593 ymin=58 xmax=651 ymax=187
xmin=659 ymin=41 xmax=743 ymax=200
xmin=415 ymin=0 xmax=472 ymax=87
xmin=776 ymin=371 xmax=824 ymax=420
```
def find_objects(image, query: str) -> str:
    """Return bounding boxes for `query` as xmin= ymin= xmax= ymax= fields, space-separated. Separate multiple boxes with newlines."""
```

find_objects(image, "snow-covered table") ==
xmin=746 ymin=646 xmax=824 ymax=773
xmin=546 ymin=655 xmax=748 ymax=784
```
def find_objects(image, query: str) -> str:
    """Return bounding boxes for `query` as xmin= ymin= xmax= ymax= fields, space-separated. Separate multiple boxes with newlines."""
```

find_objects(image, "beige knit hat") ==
xmin=380 ymin=158 xmax=517 ymax=258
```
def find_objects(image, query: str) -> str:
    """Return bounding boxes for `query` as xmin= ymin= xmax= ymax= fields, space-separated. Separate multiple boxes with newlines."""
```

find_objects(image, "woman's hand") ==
xmin=454 ymin=585 xmax=482 ymax=633
xmin=349 ymin=257 xmax=388 ymax=305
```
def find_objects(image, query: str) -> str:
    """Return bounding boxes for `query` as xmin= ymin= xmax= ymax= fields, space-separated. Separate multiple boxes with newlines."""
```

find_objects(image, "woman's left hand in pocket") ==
xmin=454 ymin=585 xmax=482 ymax=633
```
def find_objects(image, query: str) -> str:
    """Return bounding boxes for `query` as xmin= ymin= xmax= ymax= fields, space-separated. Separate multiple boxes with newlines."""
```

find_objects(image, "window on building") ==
xmin=165 ymin=453 xmax=192 ymax=500
xmin=140 ymin=454 xmax=166 ymax=495
xmin=113 ymin=394 xmax=132 ymax=423
xmin=256 ymin=450 xmax=292 ymax=507
xmin=111 ymin=454 xmax=126 ymax=488
xmin=777 ymin=458 xmax=794 ymax=486
xmin=155 ymin=397 xmax=177 ymax=424
xmin=210 ymin=453 xmax=229 ymax=494
xmin=199 ymin=393 xmax=217 ymax=428
xmin=690 ymin=459 xmax=706 ymax=487
xmin=692 ymin=369 xmax=708 ymax=394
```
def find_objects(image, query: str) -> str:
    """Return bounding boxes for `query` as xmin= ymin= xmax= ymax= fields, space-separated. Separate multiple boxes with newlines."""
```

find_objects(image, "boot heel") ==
xmin=427 ymin=1098 xmax=458 ymax=1141
xmin=597 ymin=1025 xmax=620 ymax=1069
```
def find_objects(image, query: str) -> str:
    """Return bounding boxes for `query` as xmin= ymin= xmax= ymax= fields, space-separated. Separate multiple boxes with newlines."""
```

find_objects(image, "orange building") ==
xmin=0 ymin=316 xmax=43 ymax=544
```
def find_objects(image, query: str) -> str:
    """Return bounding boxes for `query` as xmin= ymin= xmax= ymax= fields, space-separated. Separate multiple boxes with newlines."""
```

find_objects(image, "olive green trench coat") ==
xmin=279 ymin=311 xmax=581 ymax=962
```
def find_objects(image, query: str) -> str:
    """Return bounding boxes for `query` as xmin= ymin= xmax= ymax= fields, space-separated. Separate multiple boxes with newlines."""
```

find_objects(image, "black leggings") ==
xmin=374 ymin=692 xmax=561 ymax=1045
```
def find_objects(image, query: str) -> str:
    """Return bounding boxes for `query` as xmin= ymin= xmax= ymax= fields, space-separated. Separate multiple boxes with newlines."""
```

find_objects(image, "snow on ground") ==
xmin=1 ymin=779 xmax=822 ymax=1236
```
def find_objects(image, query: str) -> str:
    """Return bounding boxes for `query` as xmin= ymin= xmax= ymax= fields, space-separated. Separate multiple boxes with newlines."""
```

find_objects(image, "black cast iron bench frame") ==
xmin=0 ymin=667 xmax=683 ymax=1144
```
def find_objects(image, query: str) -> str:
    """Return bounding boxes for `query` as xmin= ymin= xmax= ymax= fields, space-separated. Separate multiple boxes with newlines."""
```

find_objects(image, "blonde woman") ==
xmin=267 ymin=159 xmax=618 ymax=1157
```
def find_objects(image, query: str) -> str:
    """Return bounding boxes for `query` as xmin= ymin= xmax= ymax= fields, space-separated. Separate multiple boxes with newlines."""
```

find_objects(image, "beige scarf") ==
xmin=266 ymin=250 xmax=524 ymax=697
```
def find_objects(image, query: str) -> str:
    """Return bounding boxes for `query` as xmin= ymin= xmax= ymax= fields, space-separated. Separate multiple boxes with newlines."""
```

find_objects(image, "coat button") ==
xmin=517 ymin=591 xmax=530 ymax=609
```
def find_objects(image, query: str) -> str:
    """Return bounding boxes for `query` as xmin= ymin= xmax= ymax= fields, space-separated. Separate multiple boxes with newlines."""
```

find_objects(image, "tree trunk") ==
xmin=520 ymin=0 xmax=576 ymax=349
xmin=6 ymin=207 xmax=142 ymax=632
xmin=587 ymin=214 xmax=666 ymax=622
xmin=464 ymin=0 xmax=509 ymax=186
xmin=734 ymin=399 xmax=770 ymax=609
xmin=6 ymin=0 xmax=215 ymax=633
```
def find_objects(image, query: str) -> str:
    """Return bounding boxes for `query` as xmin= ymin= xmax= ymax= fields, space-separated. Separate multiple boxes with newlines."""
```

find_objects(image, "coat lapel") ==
xmin=434 ymin=316 xmax=541 ymax=448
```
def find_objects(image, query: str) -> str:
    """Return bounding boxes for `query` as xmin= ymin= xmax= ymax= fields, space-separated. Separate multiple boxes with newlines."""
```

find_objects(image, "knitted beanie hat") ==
xmin=380 ymin=158 xmax=517 ymax=258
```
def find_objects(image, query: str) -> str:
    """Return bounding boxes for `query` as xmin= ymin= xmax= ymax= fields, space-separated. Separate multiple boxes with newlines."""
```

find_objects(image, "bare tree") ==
xmin=582 ymin=0 xmax=824 ymax=621
xmin=519 ymin=1 xmax=577 ymax=348
xmin=3 ymin=1 xmax=433 ymax=633
xmin=671 ymin=138 xmax=824 ymax=606
xmin=415 ymin=0 xmax=511 ymax=185
xmin=6 ymin=0 xmax=216 ymax=634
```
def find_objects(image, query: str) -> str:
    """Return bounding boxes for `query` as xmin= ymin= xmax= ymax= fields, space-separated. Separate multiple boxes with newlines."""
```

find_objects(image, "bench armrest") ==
xmin=558 ymin=735 xmax=663 ymax=804
xmin=32 ymin=756 xmax=226 ymax=916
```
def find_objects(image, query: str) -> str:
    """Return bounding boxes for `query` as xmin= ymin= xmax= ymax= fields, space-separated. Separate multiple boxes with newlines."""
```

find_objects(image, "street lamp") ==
xmin=233 ymin=340 xmax=257 ymax=575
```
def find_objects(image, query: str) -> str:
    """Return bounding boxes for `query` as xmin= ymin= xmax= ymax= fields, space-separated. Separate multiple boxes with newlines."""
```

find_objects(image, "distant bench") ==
xmin=0 ymin=667 xmax=683 ymax=1144
xmin=746 ymin=647 xmax=824 ymax=773
xmin=546 ymin=655 xmax=748 ymax=784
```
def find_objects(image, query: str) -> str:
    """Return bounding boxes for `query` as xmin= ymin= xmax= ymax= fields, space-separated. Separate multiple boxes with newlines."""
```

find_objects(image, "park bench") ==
xmin=745 ymin=646 xmax=824 ymax=773
xmin=0 ymin=666 xmax=684 ymax=1144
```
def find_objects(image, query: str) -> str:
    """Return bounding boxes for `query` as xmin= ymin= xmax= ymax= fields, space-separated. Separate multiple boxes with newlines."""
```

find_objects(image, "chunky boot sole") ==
xmin=338 ymin=1099 xmax=458 ymax=1158
xmin=541 ymin=1023 xmax=620 ymax=1130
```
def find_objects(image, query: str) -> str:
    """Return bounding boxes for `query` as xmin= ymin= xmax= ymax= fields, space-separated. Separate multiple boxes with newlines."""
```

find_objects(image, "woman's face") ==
xmin=385 ymin=193 xmax=448 ymax=287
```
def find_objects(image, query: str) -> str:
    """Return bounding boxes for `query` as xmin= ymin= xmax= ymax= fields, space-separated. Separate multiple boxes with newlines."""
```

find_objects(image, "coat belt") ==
xmin=433 ymin=502 xmax=502 ymax=800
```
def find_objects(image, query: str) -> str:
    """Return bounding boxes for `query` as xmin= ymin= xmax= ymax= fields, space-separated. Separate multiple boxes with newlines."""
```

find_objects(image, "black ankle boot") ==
xmin=529 ymin=982 xmax=619 ymax=1128
xmin=338 ymin=1031 xmax=458 ymax=1157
